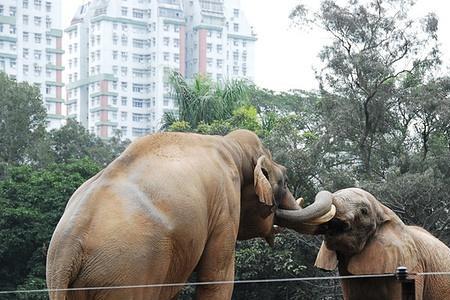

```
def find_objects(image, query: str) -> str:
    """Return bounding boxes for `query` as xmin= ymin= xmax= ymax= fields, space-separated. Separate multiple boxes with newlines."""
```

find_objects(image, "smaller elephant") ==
xmin=276 ymin=188 xmax=450 ymax=300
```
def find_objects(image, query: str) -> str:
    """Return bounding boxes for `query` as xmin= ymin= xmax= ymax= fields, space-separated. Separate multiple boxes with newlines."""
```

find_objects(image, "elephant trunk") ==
xmin=275 ymin=191 xmax=335 ymax=233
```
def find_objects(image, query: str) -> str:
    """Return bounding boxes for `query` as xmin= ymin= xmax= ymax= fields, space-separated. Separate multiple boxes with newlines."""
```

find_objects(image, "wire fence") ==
xmin=1 ymin=268 xmax=449 ymax=298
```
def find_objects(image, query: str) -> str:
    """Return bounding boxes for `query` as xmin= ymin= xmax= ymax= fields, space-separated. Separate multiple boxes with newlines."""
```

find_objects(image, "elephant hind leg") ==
xmin=195 ymin=224 xmax=237 ymax=300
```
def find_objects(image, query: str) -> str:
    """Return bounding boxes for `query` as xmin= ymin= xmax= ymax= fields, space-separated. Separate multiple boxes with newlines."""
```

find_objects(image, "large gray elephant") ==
xmin=277 ymin=187 xmax=450 ymax=300
xmin=46 ymin=130 xmax=335 ymax=300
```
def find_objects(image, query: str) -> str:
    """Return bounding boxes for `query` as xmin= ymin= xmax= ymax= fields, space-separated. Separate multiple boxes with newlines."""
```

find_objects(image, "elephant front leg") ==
xmin=195 ymin=227 xmax=237 ymax=300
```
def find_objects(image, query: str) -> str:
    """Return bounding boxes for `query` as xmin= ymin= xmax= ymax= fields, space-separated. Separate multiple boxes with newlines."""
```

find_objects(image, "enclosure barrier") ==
xmin=1 ymin=267 xmax=448 ymax=299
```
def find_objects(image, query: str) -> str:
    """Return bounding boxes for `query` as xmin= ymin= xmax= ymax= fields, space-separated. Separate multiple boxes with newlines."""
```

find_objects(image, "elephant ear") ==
xmin=315 ymin=241 xmax=338 ymax=271
xmin=254 ymin=156 xmax=274 ymax=207
xmin=347 ymin=221 xmax=418 ymax=275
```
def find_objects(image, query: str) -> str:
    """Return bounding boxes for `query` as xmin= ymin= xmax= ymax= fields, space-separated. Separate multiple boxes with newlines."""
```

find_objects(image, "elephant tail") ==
xmin=46 ymin=234 xmax=84 ymax=300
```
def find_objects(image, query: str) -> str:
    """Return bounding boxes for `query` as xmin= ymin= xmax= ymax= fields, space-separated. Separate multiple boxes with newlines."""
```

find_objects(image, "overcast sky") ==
xmin=62 ymin=0 xmax=450 ymax=92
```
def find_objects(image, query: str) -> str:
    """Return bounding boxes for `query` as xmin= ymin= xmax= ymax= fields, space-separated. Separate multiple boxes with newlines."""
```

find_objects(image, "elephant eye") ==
xmin=360 ymin=207 xmax=369 ymax=216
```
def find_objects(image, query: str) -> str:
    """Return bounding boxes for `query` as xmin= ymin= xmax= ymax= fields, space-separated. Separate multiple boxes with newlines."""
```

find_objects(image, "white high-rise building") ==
xmin=183 ymin=0 xmax=256 ymax=82
xmin=65 ymin=0 xmax=255 ymax=140
xmin=65 ymin=0 xmax=185 ymax=139
xmin=0 ymin=0 xmax=64 ymax=130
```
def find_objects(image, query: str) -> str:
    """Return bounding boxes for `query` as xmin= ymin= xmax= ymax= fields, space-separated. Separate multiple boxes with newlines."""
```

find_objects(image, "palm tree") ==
xmin=161 ymin=72 xmax=251 ymax=130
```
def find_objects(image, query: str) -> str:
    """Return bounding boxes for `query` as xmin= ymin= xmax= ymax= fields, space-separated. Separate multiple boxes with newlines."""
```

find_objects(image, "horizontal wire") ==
xmin=2 ymin=271 xmax=450 ymax=295
xmin=0 ymin=273 xmax=395 ymax=295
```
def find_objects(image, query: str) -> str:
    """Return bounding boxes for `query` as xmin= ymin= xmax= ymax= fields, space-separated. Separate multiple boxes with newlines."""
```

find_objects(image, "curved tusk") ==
xmin=296 ymin=197 xmax=304 ymax=208
xmin=304 ymin=205 xmax=336 ymax=225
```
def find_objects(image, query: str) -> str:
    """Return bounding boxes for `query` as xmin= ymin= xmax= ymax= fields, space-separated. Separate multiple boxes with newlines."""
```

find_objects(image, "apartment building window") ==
xmin=23 ymin=0 xmax=29 ymax=9
xmin=217 ymin=59 xmax=223 ymax=69
xmin=10 ymin=25 xmax=16 ymax=34
xmin=113 ymin=50 xmax=118 ymax=60
xmin=74 ymin=72 xmax=78 ymax=81
xmin=163 ymin=52 xmax=169 ymax=61
xmin=112 ymin=34 xmax=118 ymax=45
xmin=46 ymin=85 xmax=52 ymax=95
xmin=132 ymin=128 xmax=148 ymax=137
xmin=0 ymin=24 xmax=3 ymax=33
xmin=121 ymin=52 xmax=127 ymax=61
xmin=132 ymin=98 xmax=143 ymax=108
xmin=112 ymin=66 xmax=118 ymax=75
xmin=133 ymin=84 xmax=145 ymax=93
xmin=74 ymin=58 xmax=78 ymax=67
xmin=174 ymin=25 xmax=179 ymax=33
xmin=69 ymin=74 xmax=72 ymax=82
xmin=23 ymin=64 xmax=29 ymax=75
xmin=34 ymin=50 xmax=42 ymax=60
xmin=74 ymin=43 xmax=78 ymax=52
xmin=121 ymin=97 xmax=127 ymax=106
xmin=207 ymin=43 xmax=212 ymax=53
xmin=173 ymin=38 xmax=179 ymax=48
xmin=0 ymin=5 xmax=3 ymax=15
xmin=112 ymin=96 xmax=118 ymax=105
xmin=121 ymin=112 xmax=127 ymax=121
xmin=243 ymin=41 xmax=247 ymax=48
xmin=233 ymin=66 xmax=239 ymax=75
xmin=10 ymin=60 xmax=16 ymax=69
xmin=46 ymin=54 xmax=51 ymax=62
xmin=46 ymin=37 xmax=51 ymax=45
xmin=121 ymin=66 xmax=127 ymax=76
xmin=69 ymin=45 xmax=72 ymax=53
xmin=121 ymin=82 xmax=127 ymax=91
xmin=217 ymin=32 xmax=222 ymax=39
xmin=233 ymin=50 xmax=239 ymax=61
xmin=207 ymin=58 xmax=213 ymax=68
xmin=121 ymin=7 xmax=128 ymax=16
xmin=133 ymin=39 xmax=144 ymax=48
xmin=34 ymin=0 xmax=42 ymax=10
xmin=69 ymin=59 xmax=72 ymax=68
xmin=163 ymin=37 xmax=169 ymax=46
xmin=23 ymin=15 xmax=29 ymax=25
xmin=133 ymin=9 xmax=144 ymax=19
xmin=34 ymin=65 xmax=42 ymax=76
xmin=34 ymin=33 xmax=42 ymax=43
xmin=132 ymin=113 xmax=149 ymax=122
xmin=34 ymin=16 xmax=42 ymax=26
xmin=233 ymin=23 xmax=239 ymax=32
xmin=96 ymin=50 xmax=100 ymax=60
xmin=163 ymin=24 xmax=169 ymax=31
xmin=121 ymin=126 xmax=128 ymax=135
xmin=233 ymin=9 xmax=239 ymax=17
xmin=10 ymin=6 xmax=16 ymax=16
xmin=122 ymin=24 xmax=128 ymax=31
xmin=121 ymin=35 xmax=128 ymax=46
xmin=113 ymin=23 xmax=118 ymax=30
xmin=217 ymin=44 xmax=222 ymax=53
xmin=46 ymin=16 xmax=51 ymax=29
xmin=242 ymin=51 xmax=247 ymax=61
xmin=45 ymin=1 xmax=51 ymax=12
xmin=23 ymin=48 xmax=29 ymax=59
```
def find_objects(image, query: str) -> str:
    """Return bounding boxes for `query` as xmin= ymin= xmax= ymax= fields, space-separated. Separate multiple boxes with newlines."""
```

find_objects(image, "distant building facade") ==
xmin=0 ymin=0 xmax=64 ymax=130
xmin=65 ymin=0 xmax=256 ymax=140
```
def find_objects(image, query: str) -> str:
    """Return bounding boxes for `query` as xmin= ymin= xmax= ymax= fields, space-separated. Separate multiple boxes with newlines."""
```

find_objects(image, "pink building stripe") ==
xmin=198 ymin=29 xmax=207 ymax=75
xmin=179 ymin=26 xmax=186 ymax=76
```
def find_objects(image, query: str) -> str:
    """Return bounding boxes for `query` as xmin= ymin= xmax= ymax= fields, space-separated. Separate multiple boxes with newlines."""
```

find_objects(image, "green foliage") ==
xmin=163 ymin=72 xmax=251 ymax=130
xmin=47 ymin=119 xmax=130 ymax=166
xmin=0 ymin=159 xmax=101 ymax=298
xmin=0 ymin=73 xmax=47 ymax=164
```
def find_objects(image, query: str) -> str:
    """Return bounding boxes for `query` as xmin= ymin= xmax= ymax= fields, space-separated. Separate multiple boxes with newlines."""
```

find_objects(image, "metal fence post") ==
xmin=395 ymin=266 xmax=416 ymax=300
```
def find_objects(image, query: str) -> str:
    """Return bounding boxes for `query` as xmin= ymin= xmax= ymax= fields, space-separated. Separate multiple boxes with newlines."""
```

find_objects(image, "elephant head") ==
xmin=225 ymin=130 xmax=336 ymax=245
xmin=278 ymin=188 xmax=416 ymax=274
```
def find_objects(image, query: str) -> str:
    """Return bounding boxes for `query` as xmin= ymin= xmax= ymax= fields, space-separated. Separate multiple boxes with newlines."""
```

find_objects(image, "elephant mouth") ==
xmin=318 ymin=218 xmax=351 ymax=236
